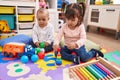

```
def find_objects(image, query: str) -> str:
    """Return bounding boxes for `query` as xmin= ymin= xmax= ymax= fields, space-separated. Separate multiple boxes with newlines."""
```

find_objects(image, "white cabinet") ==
xmin=0 ymin=0 xmax=58 ymax=35
xmin=100 ymin=7 xmax=120 ymax=29
xmin=87 ymin=6 xmax=102 ymax=27
xmin=87 ymin=5 xmax=120 ymax=39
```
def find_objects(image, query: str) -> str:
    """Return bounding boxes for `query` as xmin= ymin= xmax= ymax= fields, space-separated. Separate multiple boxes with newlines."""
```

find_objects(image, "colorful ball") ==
xmin=20 ymin=55 xmax=29 ymax=63
xmin=31 ymin=55 xmax=39 ymax=62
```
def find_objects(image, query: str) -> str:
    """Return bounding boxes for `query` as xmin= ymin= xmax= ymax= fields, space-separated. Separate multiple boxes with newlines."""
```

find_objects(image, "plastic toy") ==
xmin=47 ymin=60 xmax=55 ymax=66
xmin=2 ymin=42 xmax=25 ymax=58
xmin=0 ymin=20 xmax=11 ymax=33
xmin=39 ymin=0 xmax=47 ymax=8
xmin=40 ymin=48 xmax=45 ymax=52
xmin=31 ymin=54 xmax=39 ymax=62
xmin=19 ymin=45 xmax=38 ymax=63
xmin=39 ymin=42 xmax=45 ymax=48
xmin=35 ymin=48 xmax=41 ymax=54
xmin=38 ymin=52 xmax=45 ymax=59
xmin=55 ymin=48 xmax=62 ymax=65
xmin=35 ymin=47 xmax=45 ymax=55
xmin=2 ymin=42 xmax=38 ymax=63
xmin=20 ymin=55 xmax=29 ymax=63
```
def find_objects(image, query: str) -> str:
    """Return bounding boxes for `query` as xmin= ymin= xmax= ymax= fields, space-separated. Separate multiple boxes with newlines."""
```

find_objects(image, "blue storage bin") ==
xmin=0 ymin=15 xmax=15 ymax=30
xmin=57 ymin=0 xmax=63 ymax=8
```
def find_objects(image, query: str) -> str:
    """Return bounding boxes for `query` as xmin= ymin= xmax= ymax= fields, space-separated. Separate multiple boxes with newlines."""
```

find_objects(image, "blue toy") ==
xmin=20 ymin=45 xmax=38 ymax=63
xmin=20 ymin=55 xmax=29 ymax=63
xmin=31 ymin=54 xmax=39 ymax=62
xmin=56 ymin=59 xmax=62 ymax=65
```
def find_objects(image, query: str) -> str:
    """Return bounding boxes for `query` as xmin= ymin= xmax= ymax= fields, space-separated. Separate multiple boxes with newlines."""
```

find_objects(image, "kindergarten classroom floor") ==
xmin=87 ymin=27 xmax=120 ymax=51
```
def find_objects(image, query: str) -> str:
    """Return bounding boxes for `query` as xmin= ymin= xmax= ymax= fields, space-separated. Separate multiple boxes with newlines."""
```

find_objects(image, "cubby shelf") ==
xmin=0 ymin=0 xmax=58 ymax=35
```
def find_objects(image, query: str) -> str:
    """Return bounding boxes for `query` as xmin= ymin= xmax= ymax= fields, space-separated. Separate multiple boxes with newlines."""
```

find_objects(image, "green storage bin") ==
xmin=0 ymin=15 xmax=16 ymax=30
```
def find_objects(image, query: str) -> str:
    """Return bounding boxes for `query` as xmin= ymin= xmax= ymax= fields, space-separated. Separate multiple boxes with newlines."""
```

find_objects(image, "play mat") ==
xmin=0 ymin=50 xmax=74 ymax=80
xmin=1 ymin=50 xmax=120 ymax=80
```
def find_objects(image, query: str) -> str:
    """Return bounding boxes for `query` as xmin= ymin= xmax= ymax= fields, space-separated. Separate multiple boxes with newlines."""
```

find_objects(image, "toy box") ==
xmin=69 ymin=57 xmax=120 ymax=80
xmin=0 ymin=6 xmax=15 ymax=14
xmin=19 ymin=23 xmax=34 ymax=29
xmin=18 ymin=8 xmax=34 ymax=14
xmin=18 ymin=15 xmax=34 ymax=22
xmin=57 ymin=0 xmax=62 ymax=8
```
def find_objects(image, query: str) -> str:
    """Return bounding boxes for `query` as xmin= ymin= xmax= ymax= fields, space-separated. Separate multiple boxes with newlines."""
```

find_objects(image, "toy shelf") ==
xmin=0 ymin=0 xmax=59 ymax=35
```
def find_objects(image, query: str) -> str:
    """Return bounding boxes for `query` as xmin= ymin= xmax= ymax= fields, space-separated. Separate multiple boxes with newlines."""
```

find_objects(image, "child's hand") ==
xmin=35 ymin=42 xmax=40 ymax=47
xmin=67 ymin=43 xmax=77 ymax=50
xmin=53 ymin=45 xmax=60 ymax=51
xmin=44 ymin=42 xmax=49 ymax=47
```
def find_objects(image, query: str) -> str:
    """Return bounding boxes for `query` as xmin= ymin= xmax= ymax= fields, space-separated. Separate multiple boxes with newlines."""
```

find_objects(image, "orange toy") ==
xmin=2 ymin=42 xmax=25 ymax=58
xmin=0 ymin=20 xmax=11 ymax=33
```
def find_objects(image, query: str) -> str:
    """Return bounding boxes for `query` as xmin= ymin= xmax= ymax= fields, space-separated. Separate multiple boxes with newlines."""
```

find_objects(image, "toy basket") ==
xmin=0 ymin=6 xmax=15 ymax=14
xmin=18 ymin=15 xmax=34 ymax=22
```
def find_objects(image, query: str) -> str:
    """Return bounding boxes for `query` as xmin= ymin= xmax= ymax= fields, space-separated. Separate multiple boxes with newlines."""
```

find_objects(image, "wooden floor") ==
xmin=86 ymin=27 xmax=120 ymax=51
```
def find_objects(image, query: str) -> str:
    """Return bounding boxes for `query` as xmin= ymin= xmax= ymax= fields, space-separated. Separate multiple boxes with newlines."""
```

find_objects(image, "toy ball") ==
xmin=40 ymin=48 xmax=45 ymax=52
xmin=31 ymin=55 xmax=39 ymax=62
xmin=38 ymin=52 xmax=45 ymax=59
xmin=40 ymin=42 xmax=45 ymax=48
xmin=20 ymin=55 xmax=29 ymax=63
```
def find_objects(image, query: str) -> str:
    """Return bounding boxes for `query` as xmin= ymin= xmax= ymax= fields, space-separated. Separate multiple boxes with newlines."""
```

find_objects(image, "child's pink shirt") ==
xmin=54 ymin=23 xmax=86 ymax=49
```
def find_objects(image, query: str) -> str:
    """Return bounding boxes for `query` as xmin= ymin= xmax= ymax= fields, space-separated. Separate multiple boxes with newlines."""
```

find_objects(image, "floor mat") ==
xmin=0 ymin=49 xmax=120 ymax=80
xmin=104 ymin=50 xmax=120 ymax=66
xmin=0 ymin=52 xmax=73 ymax=80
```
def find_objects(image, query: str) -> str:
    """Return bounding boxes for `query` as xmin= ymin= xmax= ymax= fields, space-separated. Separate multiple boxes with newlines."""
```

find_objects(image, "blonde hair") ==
xmin=37 ymin=8 xmax=49 ymax=17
